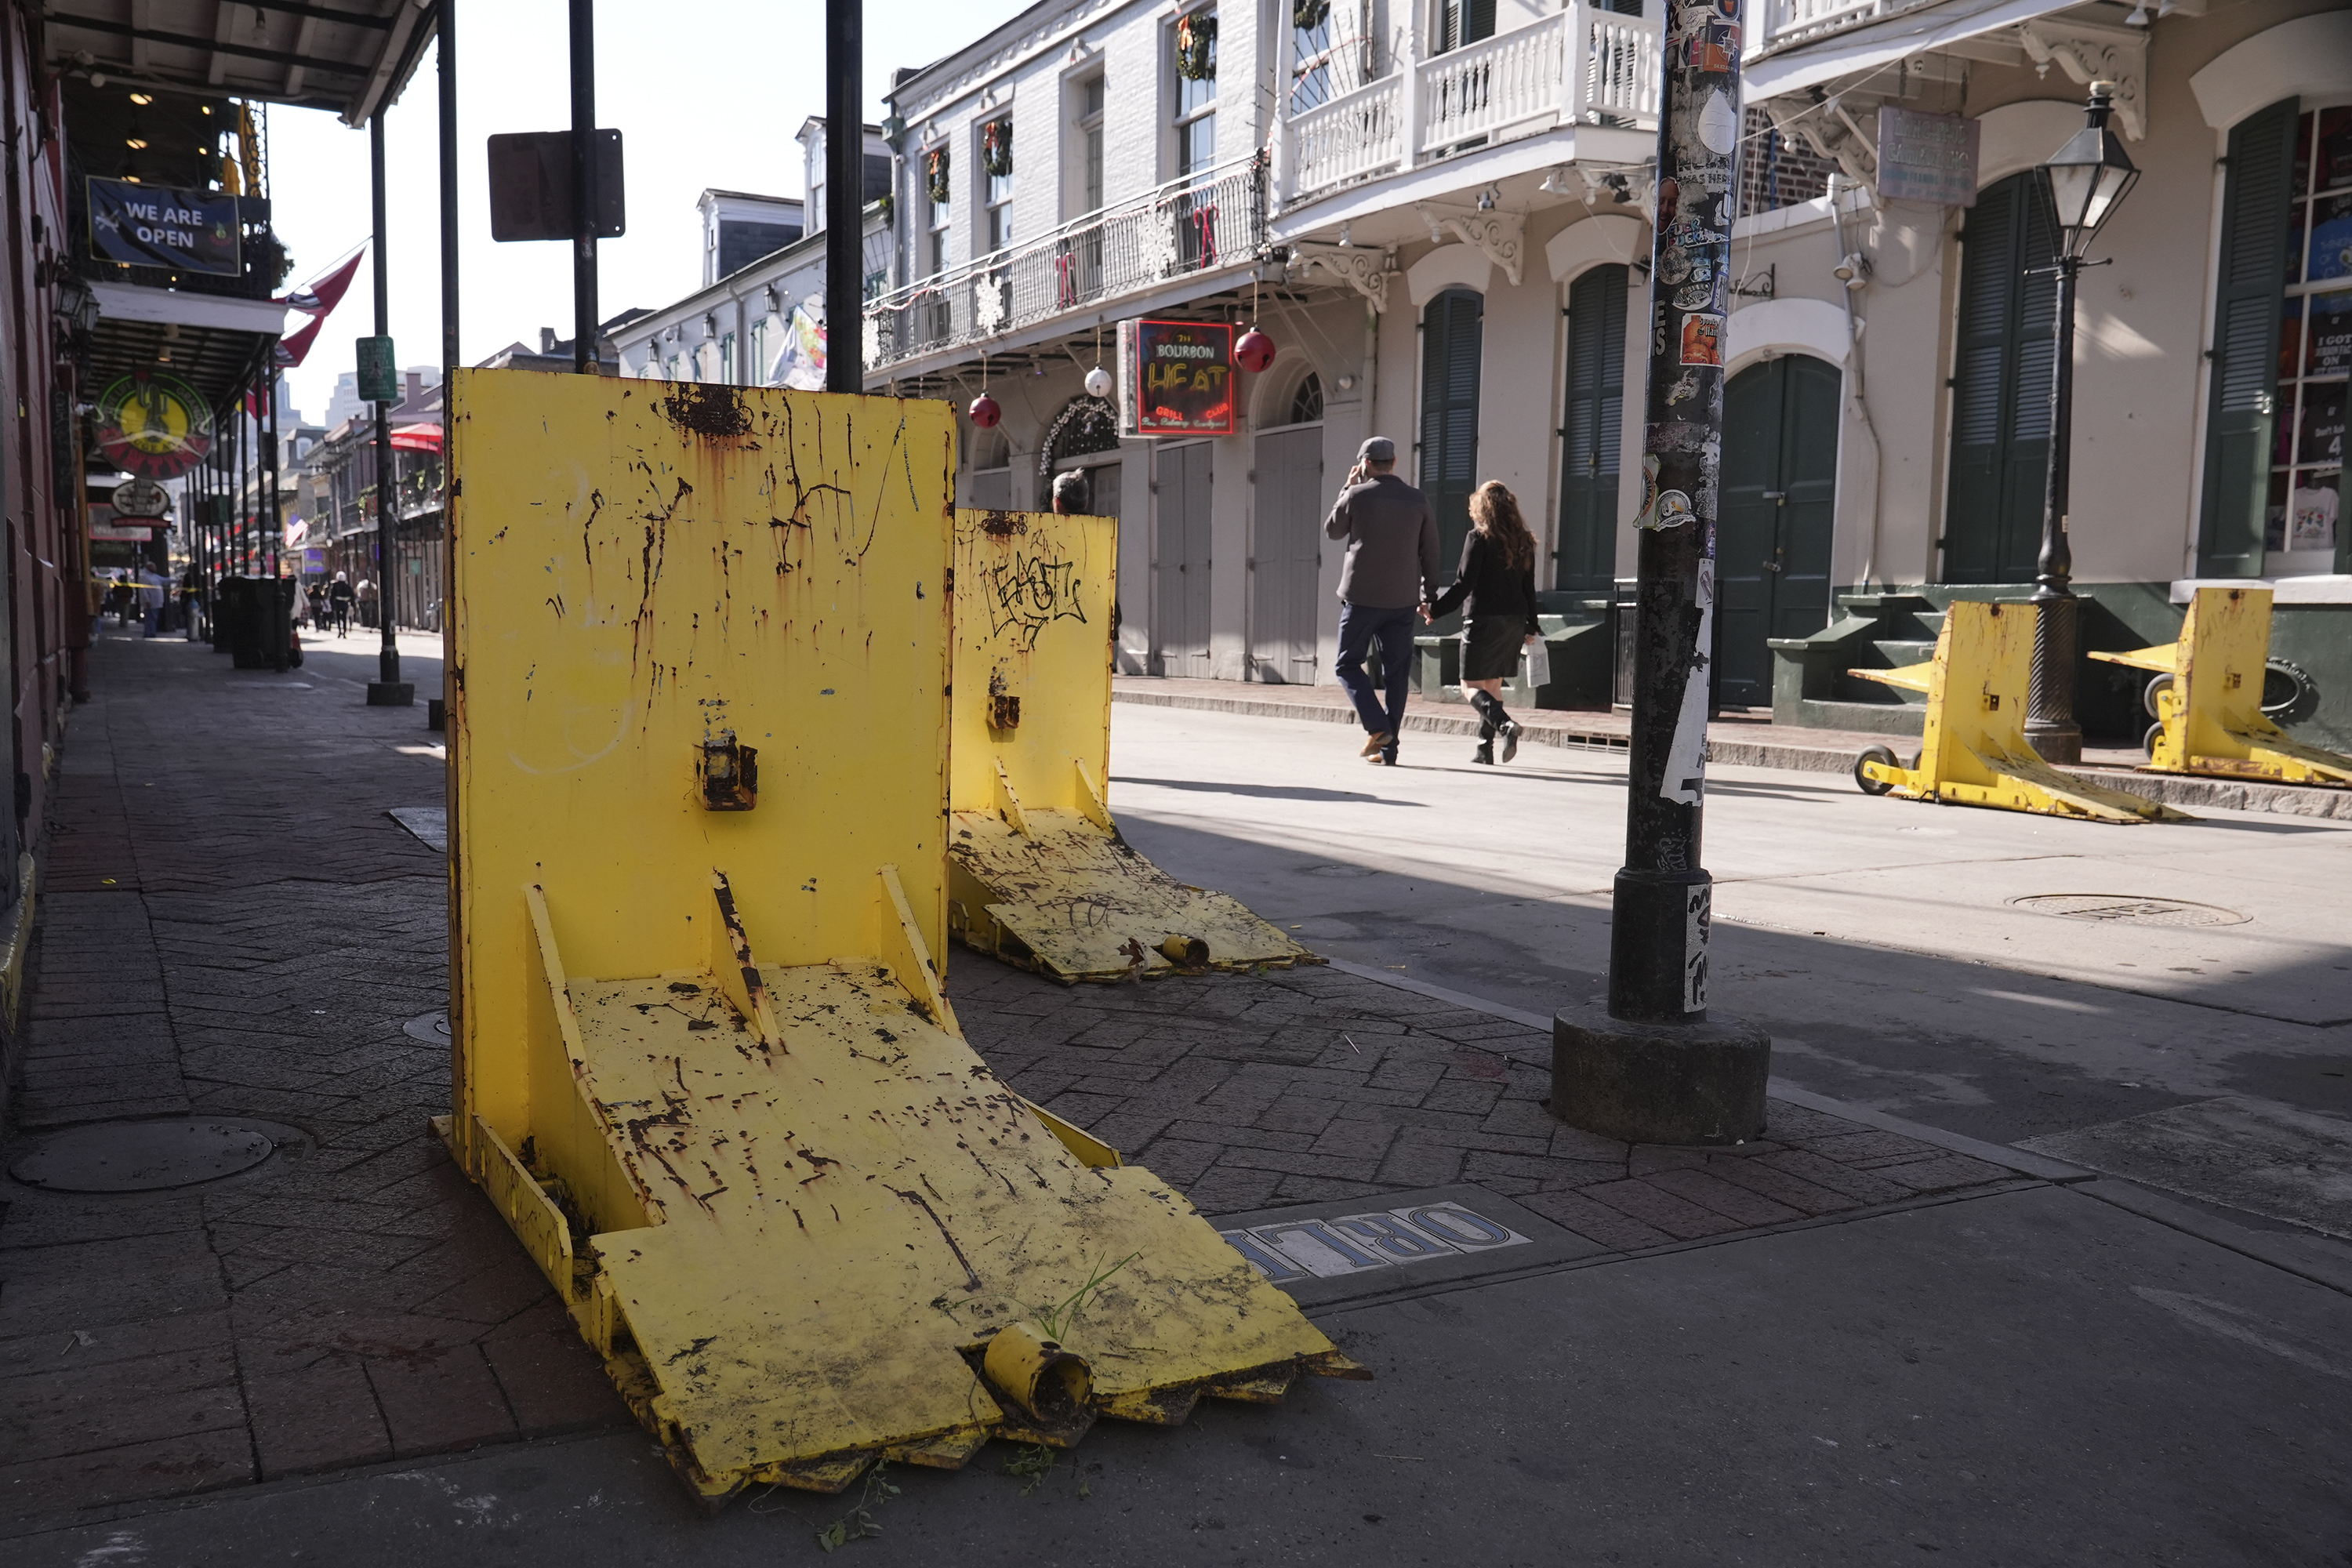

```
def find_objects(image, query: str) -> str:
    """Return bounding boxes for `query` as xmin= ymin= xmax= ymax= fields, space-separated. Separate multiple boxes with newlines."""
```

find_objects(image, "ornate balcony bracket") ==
xmin=1762 ymin=96 xmax=1876 ymax=188
xmin=2019 ymin=20 xmax=2147 ymax=141
xmin=1414 ymin=202 xmax=1526 ymax=288
xmin=1287 ymin=242 xmax=1395 ymax=310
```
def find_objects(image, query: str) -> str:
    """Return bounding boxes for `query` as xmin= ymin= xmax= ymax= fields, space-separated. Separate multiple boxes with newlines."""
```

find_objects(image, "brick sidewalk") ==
xmin=2 ymin=631 xmax=2013 ymax=1532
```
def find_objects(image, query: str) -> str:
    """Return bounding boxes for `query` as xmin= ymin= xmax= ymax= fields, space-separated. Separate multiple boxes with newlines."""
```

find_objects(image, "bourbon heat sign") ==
xmin=1120 ymin=319 xmax=1235 ymax=437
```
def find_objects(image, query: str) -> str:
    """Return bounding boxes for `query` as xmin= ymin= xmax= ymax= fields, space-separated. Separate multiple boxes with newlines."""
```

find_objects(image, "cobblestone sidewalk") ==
xmin=2 ymin=633 xmax=2014 ymax=1534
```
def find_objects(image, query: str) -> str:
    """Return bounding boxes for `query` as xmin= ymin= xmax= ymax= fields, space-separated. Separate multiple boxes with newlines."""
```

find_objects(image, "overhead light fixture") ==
xmin=2122 ymin=0 xmax=2149 ymax=21
xmin=1537 ymin=166 xmax=1573 ymax=196
xmin=1338 ymin=223 xmax=1352 ymax=246
xmin=1833 ymin=252 xmax=1871 ymax=289
xmin=128 ymin=92 xmax=152 ymax=105
xmin=1476 ymin=187 xmax=1496 ymax=212
xmin=125 ymin=137 xmax=147 ymax=150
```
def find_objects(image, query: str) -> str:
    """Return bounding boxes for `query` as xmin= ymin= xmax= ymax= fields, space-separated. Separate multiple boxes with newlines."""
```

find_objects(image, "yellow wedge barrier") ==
xmin=441 ymin=373 xmax=1360 ymax=1504
xmin=1847 ymin=600 xmax=2188 ymax=823
xmin=2089 ymin=586 xmax=2350 ymax=787
xmin=946 ymin=507 xmax=1313 ymax=982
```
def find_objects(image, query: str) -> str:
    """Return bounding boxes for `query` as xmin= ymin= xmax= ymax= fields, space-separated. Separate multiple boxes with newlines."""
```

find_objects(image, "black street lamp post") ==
xmin=2024 ymin=82 xmax=2139 ymax=767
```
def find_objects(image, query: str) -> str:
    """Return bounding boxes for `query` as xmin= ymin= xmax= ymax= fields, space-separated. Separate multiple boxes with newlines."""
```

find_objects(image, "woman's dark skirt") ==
xmin=1460 ymin=616 xmax=1526 ymax=682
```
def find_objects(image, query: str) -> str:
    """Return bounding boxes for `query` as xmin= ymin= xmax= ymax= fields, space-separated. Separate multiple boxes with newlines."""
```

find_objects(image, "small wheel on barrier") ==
xmin=1854 ymin=744 xmax=1898 ymax=796
xmin=2262 ymin=658 xmax=2320 ymax=726
xmin=2143 ymin=720 xmax=2164 ymax=759
xmin=2143 ymin=673 xmax=2172 ymax=720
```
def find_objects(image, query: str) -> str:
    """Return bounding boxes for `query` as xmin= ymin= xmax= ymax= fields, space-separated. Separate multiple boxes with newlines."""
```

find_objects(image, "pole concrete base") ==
xmin=1551 ymin=1004 xmax=1772 ymax=1145
xmin=367 ymin=681 xmax=416 ymax=707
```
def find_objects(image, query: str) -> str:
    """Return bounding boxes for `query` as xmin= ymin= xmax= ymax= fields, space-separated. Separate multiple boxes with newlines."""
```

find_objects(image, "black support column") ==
xmin=1550 ymin=0 xmax=1769 ymax=1145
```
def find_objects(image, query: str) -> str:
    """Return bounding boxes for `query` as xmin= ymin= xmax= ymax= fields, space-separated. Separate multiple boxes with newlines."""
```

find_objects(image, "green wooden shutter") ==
xmin=1556 ymin=264 xmax=1628 ymax=590
xmin=1420 ymin=288 xmax=1483 ymax=583
xmin=1943 ymin=172 xmax=2059 ymax=584
xmin=2198 ymin=97 xmax=2298 ymax=578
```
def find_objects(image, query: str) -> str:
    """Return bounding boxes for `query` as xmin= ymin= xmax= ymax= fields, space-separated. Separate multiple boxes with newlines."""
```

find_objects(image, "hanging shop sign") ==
xmin=93 ymin=372 xmax=213 ymax=481
xmin=108 ymin=476 xmax=172 ymax=518
xmin=1120 ymin=318 xmax=1235 ymax=436
xmin=86 ymin=178 xmax=242 ymax=275
xmin=1875 ymin=107 xmax=1979 ymax=208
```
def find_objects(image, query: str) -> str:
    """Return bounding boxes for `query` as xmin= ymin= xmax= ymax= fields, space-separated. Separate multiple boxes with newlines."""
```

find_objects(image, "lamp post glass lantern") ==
xmin=2022 ymin=82 xmax=2137 ymax=766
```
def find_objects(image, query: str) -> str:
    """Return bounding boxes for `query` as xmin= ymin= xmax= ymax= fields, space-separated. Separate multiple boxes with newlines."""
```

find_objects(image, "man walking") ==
xmin=1324 ymin=437 xmax=1439 ymax=766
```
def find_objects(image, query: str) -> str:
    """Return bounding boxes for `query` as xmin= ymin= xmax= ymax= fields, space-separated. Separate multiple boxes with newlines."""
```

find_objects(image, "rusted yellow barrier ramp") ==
xmin=1848 ymin=601 xmax=2187 ymax=822
xmin=2090 ymin=586 xmax=2351 ymax=786
xmin=948 ymin=506 xmax=1313 ymax=982
xmin=443 ymin=374 xmax=1358 ymax=1503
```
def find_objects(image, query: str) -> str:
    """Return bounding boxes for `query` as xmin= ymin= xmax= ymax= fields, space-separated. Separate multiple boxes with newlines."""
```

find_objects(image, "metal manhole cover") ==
xmin=404 ymin=1011 xmax=452 ymax=1044
xmin=2009 ymin=894 xmax=2250 ymax=927
xmin=10 ymin=1120 xmax=276 ymax=1192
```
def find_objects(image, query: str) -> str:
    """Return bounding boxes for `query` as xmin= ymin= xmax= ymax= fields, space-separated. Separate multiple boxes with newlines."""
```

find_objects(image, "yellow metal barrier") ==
xmin=441 ymin=374 xmax=1359 ymax=1503
xmin=1848 ymin=600 xmax=2187 ymax=823
xmin=947 ymin=507 xmax=1313 ymax=982
xmin=2089 ymin=586 xmax=2350 ymax=787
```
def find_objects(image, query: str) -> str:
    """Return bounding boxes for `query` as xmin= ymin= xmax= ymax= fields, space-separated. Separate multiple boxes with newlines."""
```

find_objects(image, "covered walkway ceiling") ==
xmin=44 ymin=2 xmax=437 ymax=126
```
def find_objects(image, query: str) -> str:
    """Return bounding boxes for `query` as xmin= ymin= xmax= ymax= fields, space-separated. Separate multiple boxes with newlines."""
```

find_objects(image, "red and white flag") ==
xmin=279 ymin=247 xmax=365 ymax=315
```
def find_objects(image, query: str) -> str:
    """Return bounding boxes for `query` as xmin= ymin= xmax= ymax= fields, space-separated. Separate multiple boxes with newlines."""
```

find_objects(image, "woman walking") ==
xmin=1428 ymin=481 xmax=1541 ymax=765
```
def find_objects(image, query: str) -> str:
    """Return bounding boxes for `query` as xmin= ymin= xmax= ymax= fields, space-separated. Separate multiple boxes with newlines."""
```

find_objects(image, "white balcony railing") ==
xmin=1278 ymin=3 xmax=1661 ymax=208
xmin=864 ymin=154 xmax=1265 ymax=372
xmin=1758 ymin=0 xmax=1897 ymax=49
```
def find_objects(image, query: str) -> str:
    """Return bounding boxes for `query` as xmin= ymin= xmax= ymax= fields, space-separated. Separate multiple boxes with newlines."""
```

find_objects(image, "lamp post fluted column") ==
xmin=2025 ymin=252 xmax=2082 ymax=764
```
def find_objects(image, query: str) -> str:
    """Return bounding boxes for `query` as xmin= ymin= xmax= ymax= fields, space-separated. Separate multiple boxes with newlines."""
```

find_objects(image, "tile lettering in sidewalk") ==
xmin=1214 ymin=1185 xmax=1599 ymax=1308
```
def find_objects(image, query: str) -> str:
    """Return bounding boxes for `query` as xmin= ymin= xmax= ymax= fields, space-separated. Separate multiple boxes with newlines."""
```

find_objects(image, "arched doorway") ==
xmin=1250 ymin=368 xmax=1325 ymax=682
xmin=1715 ymin=353 xmax=1840 ymax=708
xmin=1038 ymin=394 xmax=1120 ymax=514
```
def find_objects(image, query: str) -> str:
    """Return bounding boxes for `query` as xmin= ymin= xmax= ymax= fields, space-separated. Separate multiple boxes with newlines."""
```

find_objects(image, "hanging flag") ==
xmin=274 ymin=314 xmax=323 ymax=368
xmin=769 ymin=302 xmax=827 ymax=390
xmin=279 ymin=247 xmax=365 ymax=315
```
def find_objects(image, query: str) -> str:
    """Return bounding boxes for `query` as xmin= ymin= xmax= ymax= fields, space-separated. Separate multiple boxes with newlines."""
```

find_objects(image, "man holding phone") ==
xmin=1323 ymin=437 xmax=1439 ymax=767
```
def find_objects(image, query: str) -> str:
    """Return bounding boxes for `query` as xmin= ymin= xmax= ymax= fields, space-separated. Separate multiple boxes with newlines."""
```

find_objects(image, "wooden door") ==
xmin=1250 ymin=424 xmax=1324 ymax=682
xmin=1716 ymin=354 xmax=1841 ymax=706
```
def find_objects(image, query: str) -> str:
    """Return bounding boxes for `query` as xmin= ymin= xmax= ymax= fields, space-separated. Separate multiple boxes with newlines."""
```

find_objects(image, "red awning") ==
xmin=389 ymin=424 xmax=444 ymax=453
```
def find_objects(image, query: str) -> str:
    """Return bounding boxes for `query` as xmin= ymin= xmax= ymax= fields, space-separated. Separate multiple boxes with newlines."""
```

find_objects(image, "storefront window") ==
xmin=2268 ymin=105 xmax=2350 ymax=566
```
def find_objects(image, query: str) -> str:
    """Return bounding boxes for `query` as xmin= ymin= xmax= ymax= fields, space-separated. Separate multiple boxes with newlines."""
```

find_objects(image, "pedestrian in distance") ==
xmin=1324 ymin=436 xmax=1439 ymax=767
xmin=328 ymin=572 xmax=354 ymax=637
xmin=1427 ymin=481 xmax=1542 ymax=765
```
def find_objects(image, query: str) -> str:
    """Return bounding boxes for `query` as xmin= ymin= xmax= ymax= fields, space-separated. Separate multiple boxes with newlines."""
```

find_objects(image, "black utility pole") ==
xmin=441 ymin=0 xmax=460 ymax=384
xmin=368 ymin=112 xmax=413 ymax=705
xmin=824 ymin=0 xmax=861 ymax=394
xmin=571 ymin=0 xmax=597 ymax=374
xmin=1550 ymin=0 xmax=1768 ymax=1145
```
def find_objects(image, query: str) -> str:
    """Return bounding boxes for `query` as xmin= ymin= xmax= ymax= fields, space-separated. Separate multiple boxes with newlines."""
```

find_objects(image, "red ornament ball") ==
xmin=1235 ymin=328 xmax=1276 ymax=374
xmin=967 ymin=392 xmax=1002 ymax=428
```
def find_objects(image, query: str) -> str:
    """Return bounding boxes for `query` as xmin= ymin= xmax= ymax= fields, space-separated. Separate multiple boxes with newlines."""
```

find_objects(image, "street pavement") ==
xmin=2 ymin=641 xmax=2347 ymax=1564
xmin=1103 ymin=704 xmax=2352 ymax=1205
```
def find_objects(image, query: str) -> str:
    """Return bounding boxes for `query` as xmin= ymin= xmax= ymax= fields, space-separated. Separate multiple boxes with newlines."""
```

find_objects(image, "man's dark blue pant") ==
xmin=1334 ymin=602 xmax=1415 ymax=739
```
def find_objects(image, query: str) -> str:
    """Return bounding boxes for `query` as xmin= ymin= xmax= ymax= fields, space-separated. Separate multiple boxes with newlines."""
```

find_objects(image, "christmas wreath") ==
xmin=924 ymin=145 xmax=952 ymax=206
xmin=982 ymin=116 xmax=1013 ymax=178
xmin=1292 ymin=0 xmax=1328 ymax=31
xmin=1175 ymin=12 xmax=1217 ymax=80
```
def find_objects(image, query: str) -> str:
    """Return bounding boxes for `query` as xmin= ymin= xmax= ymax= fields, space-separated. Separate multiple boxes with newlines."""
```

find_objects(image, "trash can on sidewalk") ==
xmin=220 ymin=577 xmax=296 ymax=672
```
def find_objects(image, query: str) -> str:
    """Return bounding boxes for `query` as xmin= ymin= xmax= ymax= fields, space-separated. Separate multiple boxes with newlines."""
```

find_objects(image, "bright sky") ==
xmin=267 ymin=0 xmax=1028 ymax=423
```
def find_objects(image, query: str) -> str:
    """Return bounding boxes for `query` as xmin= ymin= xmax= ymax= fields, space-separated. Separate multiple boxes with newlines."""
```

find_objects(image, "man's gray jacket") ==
xmin=1323 ymin=474 xmax=1440 ymax=610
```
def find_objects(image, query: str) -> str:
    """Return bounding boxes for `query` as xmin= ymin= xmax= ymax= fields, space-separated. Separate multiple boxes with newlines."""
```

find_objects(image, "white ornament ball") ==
xmin=1084 ymin=365 xmax=1114 ymax=400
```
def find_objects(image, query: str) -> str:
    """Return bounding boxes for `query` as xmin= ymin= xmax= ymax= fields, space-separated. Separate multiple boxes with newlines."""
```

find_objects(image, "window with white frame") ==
xmin=2274 ymin=103 xmax=2350 ymax=566
xmin=1072 ymin=72 xmax=1105 ymax=217
xmin=981 ymin=114 xmax=1014 ymax=254
xmin=921 ymin=143 xmax=953 ymax=277
xmin=1172 ymin=9 xmax=1217 ymax=178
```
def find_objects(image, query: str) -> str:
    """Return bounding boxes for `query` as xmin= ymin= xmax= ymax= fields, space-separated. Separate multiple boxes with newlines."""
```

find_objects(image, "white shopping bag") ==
xmin=1524 ymin=637 xmax=1552 ymax=690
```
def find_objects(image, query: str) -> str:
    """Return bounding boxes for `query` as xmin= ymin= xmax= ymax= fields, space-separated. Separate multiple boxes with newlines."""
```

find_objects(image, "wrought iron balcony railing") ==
xmin=864 ymin=153 xmax=1266 ymax=373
